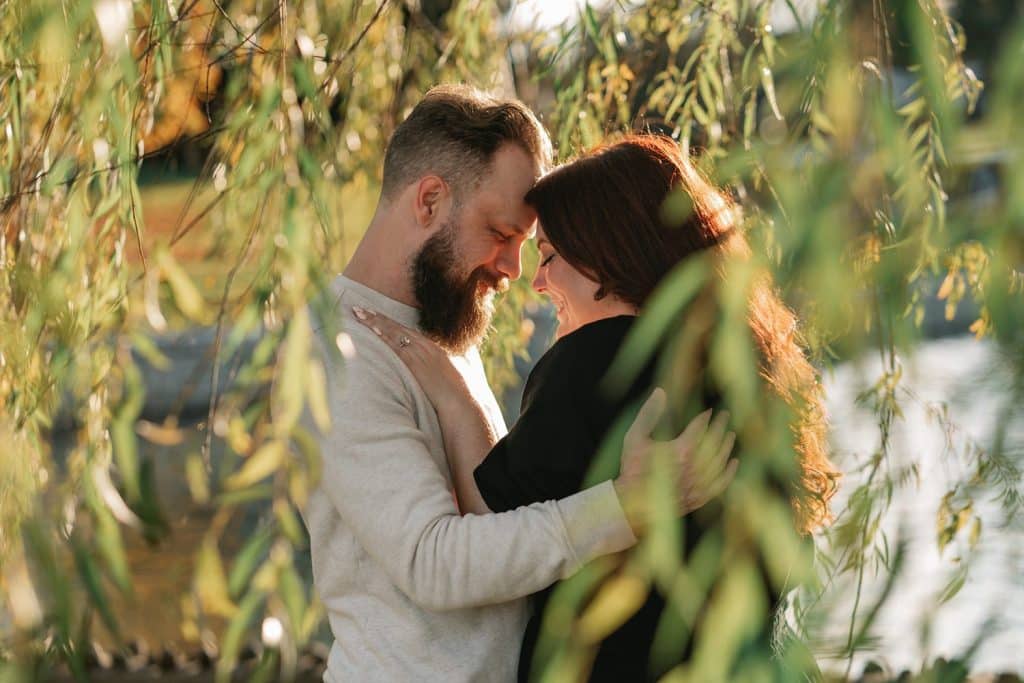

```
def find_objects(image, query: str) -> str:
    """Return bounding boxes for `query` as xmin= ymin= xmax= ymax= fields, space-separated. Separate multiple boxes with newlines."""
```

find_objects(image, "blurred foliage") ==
xmin=0 ymin=0 xmax=1022 ymax=681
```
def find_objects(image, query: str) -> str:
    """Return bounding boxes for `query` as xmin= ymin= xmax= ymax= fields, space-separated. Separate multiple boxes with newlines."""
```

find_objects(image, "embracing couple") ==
xmin=302 ymin=84 xmax=838 ymax=682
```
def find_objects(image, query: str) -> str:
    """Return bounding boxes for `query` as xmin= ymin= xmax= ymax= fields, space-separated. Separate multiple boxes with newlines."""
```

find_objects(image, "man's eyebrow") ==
xmin=498 ymin=219 xmax=532 ymax=236
xmin=504 ymin=220 xmax=531 ymax=235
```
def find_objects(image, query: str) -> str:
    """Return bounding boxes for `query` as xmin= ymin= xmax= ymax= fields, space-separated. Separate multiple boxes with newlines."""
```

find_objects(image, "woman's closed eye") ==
xmin=540 ymin=253 xmax=555 ymax=267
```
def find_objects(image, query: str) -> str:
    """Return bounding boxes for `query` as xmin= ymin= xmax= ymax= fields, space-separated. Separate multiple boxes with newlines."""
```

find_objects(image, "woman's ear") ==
xmin=413 ymin=175 xmax=450 ymax=230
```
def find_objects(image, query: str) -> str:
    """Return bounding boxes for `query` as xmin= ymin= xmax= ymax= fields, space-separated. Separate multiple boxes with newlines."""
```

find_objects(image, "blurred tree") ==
xmin=1 ymin=0 xmax=1021 ymax=680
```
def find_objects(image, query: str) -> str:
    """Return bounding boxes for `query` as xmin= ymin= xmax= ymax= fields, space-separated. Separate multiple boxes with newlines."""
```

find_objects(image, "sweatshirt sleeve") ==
xmin=313 ymin=324 xmax=636 ymax=611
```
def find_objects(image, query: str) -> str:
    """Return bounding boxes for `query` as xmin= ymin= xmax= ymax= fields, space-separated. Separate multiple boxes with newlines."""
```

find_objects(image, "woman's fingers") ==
xmin=689 ymin=458 xmax=738 ymax=510
xmin=704 ymin=410 xmax=731 ymax=456
xmin=353 ymin=306 xmax=420 ymax=352
xmin=712 ymin=458 xmax=739 ymax=497
xmin=675 ymin=408 xmax=713 ymax=453
xmin=713 ymin=432 xmax=737 ymax=477
xmin=668 ymin=409 xmax=713 ymax=487
xmin=669 ymin=410 xmax=736 ymax=515
xmin=692 ymin=414 xmax=733 ymax=485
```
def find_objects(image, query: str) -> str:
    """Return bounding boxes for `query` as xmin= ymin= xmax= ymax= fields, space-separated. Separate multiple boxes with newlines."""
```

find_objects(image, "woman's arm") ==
xmin=430 ymin=385 xmax=497 ymax=515
xmin=353 ymin=305 xmax=493 ymax=514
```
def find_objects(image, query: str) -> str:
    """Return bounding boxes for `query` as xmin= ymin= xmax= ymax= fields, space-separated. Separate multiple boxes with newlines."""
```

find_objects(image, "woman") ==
xmin=357 ymin=134 xmax=839 ymax=680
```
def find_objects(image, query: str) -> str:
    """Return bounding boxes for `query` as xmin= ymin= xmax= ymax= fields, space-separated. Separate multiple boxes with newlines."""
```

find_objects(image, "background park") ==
xmin=1 ymin=0 xmax=1022 ymax=680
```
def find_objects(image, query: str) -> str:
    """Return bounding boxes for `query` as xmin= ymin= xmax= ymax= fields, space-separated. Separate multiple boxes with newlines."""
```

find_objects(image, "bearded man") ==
xmin=304 ymin=85 xmax=715 ymax=682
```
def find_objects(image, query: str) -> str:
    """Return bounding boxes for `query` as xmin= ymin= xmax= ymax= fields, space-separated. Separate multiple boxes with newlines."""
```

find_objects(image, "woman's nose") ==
xmin=532 ymin=267 xmax=546 ymax=293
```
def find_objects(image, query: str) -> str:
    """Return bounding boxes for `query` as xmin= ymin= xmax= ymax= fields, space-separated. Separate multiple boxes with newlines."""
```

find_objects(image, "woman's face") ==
xmin=531 ymin=224 xmax=611 ymax=338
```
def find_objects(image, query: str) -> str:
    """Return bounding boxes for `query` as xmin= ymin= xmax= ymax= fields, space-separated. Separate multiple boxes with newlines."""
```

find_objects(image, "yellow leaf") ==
xmin=195 ymin=537 xmax=236 ymax=618
xmin=226 ymin=440 xmax=286 ymax=490
xmin=158 ymin=250 xmax=206 ymax=321
xmin=937 ymin=272 xmax=955 ymax=300
xmin=227 ymin=416 xmax=253 ymax=455
xmin=185 ymin=452 xmax=210 ymax=504
xmin=136 ymin=419 xmax=185 ymax=446
xmin=275 ymin=499 xmax=305 ymax=546
xmin=576 ymin=572 xmax=649 ymax=644
xmin=307 ymin=358 xmax=331 ymax=433
xmin=273 ymin=307 xmax=311 ymax=435
xmin=289 ymin=467 xmax=310 ymax=509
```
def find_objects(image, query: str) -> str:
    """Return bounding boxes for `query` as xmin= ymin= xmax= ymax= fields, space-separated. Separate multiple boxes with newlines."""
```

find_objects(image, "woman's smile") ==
xmin=531 ymin=224 xmax=636 ymax=339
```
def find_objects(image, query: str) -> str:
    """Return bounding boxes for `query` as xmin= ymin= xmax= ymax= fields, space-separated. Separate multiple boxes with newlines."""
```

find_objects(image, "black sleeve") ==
xmin=474 ymin=317 xmax=640 ymax=513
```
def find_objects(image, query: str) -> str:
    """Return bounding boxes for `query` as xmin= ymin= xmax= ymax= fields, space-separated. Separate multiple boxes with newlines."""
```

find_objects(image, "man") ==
xmin=303 ymin=85 xmax=719 ymax=682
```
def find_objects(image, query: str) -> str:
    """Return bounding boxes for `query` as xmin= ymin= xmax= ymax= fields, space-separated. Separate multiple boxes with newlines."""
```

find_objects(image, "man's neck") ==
xmin=343 ymin=213 xmax=419 ymax=308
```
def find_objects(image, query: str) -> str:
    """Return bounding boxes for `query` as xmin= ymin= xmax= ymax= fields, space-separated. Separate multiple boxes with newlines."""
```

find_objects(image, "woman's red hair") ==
xmin=525 ymin=134 xmax=839 ymax=533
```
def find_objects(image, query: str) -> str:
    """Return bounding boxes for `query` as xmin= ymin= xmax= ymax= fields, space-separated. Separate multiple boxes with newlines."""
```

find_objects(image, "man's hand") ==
xmin=613 ymin=388 xmax=738 ymax=535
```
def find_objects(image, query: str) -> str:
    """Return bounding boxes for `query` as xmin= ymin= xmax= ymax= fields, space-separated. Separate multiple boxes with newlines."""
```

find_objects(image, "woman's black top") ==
xmin=473 ymin=316 xmax=676 ymax=682
xmin=474 ymin=315 xmax=799 ymax=682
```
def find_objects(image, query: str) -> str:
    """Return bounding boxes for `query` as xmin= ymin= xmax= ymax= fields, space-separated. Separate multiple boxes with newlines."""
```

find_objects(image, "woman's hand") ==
xmin=352 ymin=306 xmax=474 ymax=415
xmin=613 ymin=388 xmax=738 ymax=535
xmin=352 ymin=305 xmax=496 ymax=515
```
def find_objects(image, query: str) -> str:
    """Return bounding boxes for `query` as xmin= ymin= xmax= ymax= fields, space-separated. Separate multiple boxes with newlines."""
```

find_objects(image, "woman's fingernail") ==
xmin=371 ymin=326 xmax=382 ymax=336
xmin=352 ymin=305 xmax=367 ymax=320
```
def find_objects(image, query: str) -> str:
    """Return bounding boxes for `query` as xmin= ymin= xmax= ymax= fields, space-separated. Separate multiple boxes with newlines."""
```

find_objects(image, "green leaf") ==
xmin=603 ymin=257 xmax=709 ymax=397
xmin=111 ymin=359 xmax=144 ymax=503
xmin=130 ymin=331 xmax=170 ymax=371
xmin=228 ymin=527 xmax=274 ymax=600
xmin=273 ymin=307 xmax=312 ymax=435
xmin=217 ymin=484 xmax=275 ymax=507
xmin=275 ymin=499 xmax=306 ymax=547
xmin=278 ymin=562 xmax=307 ymax=641
xmin=93 ymin=499 xmax=132 ymax=595
xmin=71 ymin=540 xmax=121 ymax=641
xmin=759 ymin=58 xmax=782 ymax=121
xmin=216 ymin=591 xmax=265 ymax=683
xmin=937 ymin=566 xmax=968 ymax=605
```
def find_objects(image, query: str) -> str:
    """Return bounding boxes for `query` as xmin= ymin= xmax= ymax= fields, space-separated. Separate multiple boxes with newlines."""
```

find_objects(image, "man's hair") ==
xmin=380 ymin=84 xmax=552 ymax=201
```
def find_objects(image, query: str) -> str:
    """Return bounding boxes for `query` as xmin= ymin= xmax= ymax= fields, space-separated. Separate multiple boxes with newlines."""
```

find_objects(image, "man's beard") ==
xmin=411 ymin=220 xmax=507 ymax=354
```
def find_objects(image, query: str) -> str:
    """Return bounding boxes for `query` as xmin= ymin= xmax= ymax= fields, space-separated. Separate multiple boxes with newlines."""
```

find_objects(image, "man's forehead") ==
xmin=462 ymin=144 xmax=540 ymax=231
xmin=484 ymin=143 xmax=541 ymax=193
xmin=473 ymin=182 xmax=537 ymax=232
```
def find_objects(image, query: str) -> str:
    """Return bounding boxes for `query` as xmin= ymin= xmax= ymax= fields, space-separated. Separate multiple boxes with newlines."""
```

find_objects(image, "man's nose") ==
xmin=495 ymin=242 xmax=523 ymax=282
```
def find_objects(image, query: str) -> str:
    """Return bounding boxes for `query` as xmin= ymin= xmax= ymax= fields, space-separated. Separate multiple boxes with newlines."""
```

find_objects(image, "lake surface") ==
xmin=817 ymin=335 xmax=1024 ymax=676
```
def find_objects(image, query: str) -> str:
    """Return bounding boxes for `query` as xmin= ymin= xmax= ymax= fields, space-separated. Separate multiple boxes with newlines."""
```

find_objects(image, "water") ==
xmin=818 ymin=335 xmax=1024 ymax=676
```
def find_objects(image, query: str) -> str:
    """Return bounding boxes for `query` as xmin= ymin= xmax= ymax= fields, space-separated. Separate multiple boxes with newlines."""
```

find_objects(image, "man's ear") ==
xmin=413 ymin=175 xmax=450 ymax=230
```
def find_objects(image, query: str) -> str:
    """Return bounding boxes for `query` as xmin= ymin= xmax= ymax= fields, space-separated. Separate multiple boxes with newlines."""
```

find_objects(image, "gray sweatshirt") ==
xmin=302 ymin=275 xmax=636 ymax=682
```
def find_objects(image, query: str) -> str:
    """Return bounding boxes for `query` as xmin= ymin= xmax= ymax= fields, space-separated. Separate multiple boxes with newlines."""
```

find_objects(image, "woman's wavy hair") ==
xmin=525 ymin=134 xmax=840 ymax=533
